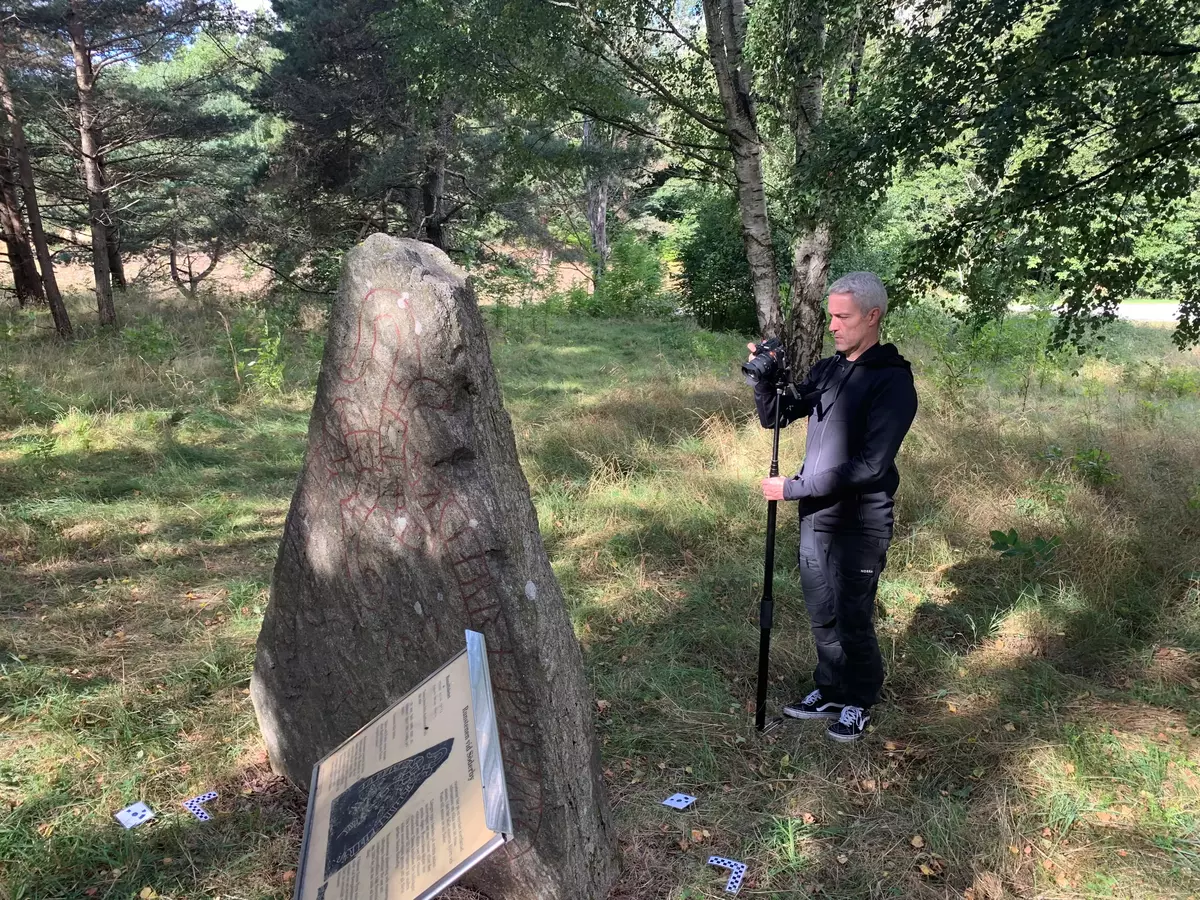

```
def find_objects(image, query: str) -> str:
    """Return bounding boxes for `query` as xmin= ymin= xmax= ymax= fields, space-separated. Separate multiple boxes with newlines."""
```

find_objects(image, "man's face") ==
xmin=827 ymin=291 xmax=880 ymax=359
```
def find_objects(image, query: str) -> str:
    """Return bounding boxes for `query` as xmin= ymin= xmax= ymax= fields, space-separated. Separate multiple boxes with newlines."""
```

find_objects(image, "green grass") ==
xmin=2 ymin=295 xmax=1199 ymax=899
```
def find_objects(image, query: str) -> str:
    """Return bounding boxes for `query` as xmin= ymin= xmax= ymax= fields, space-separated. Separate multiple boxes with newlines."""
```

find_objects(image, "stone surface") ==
xmin=251 ymin=235 xmax=617 ymax=898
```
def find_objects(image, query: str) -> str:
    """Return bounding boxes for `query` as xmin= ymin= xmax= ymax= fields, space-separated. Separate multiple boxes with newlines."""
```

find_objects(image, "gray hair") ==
xmin=828 ymin=271 xmax=888 ymax=318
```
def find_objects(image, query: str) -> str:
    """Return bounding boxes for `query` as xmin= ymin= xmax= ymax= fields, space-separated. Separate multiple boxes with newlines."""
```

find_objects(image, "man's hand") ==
xmin=761 ymin=476 xmax=787 ymax=501
xmin=747 ymin=341 xmax=757 ymax=363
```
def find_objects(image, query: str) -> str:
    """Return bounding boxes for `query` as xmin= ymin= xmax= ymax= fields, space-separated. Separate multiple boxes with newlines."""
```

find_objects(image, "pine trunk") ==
xmin=67 ymin=5 xmax=115 ymax=326
xmin=0 ymin=147 xmax=43 ymax=305
xmin=251 ymin=235 xmax=619 ymax=900
xmin=0 ymin=61 xmax=71 ymax=338
xmin=102 ymin=189 xmax=126 ymax=289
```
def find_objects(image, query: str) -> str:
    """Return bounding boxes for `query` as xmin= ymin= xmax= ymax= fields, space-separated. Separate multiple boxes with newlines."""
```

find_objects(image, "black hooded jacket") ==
xmin=754 ymin=342 xmax=917 ymax=537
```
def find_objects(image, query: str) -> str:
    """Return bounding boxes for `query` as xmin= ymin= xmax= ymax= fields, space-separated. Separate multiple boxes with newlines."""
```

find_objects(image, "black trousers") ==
xmin=798 ymin=518 xmax=889 ymax=708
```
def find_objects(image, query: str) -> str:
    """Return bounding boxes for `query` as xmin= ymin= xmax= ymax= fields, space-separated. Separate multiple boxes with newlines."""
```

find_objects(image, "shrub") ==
xmin=1070 ymin=447 xmax=1119 ymax=487
xmin=122 ymin=317 xmax=178 ymax=362
xmin=568 ymin=234 xmax=673 ymax=319
xmin=990 ymin=527 xmax=1061 ymax=564
xmin=670 ymin=192 xmax=759 ymax=333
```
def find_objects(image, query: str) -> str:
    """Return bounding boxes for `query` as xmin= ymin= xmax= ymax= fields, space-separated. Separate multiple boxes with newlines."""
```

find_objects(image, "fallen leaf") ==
xmin=677 ymin=838 xmax=688 ymax=851
xmin=915 ymin=854 xmax=946 ymax=878
xmin=282 ymin=871 xmax=295 ymax=883
xmin=84 ymin=890 xmax=98 ymax=897
xmin=1004 ymin=722 xmax=1017 ymax=732
xmin=802 ymin=812 xmax=816 ymax=825
xmin=139 ymin=889 xmax=157 ymax=900
xmin=595 ymin=699 xmax=611 ymax=714
xmin=1008 ymin=845 xmax=1019 ymax=854
xmin=691 ymin=828 xmax=705 ymax=843
xmin=836 ymin=854 xmax=848 ymax=864
xmin=911 ymin=835 xmax=926 ymax=849
xmin=947 ymin=702 xmax=958 ymax=713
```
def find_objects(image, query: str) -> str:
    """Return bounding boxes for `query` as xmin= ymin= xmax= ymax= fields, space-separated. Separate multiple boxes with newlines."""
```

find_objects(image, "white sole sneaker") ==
xmin=782 ymin=701 xmax=845 ymax=720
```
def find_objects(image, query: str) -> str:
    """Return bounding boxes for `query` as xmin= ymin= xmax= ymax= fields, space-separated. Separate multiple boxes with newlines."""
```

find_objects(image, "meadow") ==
xmin=1 ymin=293 xmax=1198 ymax=899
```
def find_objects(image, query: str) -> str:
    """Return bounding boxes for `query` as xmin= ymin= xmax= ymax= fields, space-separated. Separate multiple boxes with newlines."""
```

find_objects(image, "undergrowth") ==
xmin=1 ymin=294 xmax=1198 ymax=899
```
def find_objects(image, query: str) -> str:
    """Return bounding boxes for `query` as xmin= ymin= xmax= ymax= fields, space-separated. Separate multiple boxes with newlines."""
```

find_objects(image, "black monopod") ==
xmin=755 ymin=381 xmax=785 ymax=734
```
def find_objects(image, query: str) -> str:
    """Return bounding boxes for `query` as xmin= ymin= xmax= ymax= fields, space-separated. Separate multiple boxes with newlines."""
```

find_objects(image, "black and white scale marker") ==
xmin=114 ymin=801 xmax=155 ymax=829
xmin=661 ymin=792 xmax=696 ymax=810
xmin=707 ymin=856 xmax=747 ymax=895
xmin=182 ymin=791 xmax=218 ymax=822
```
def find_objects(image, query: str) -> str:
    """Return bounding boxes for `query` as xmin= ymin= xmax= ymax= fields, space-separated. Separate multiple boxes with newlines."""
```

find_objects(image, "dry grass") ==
xmin=1 ymin=299 xmax=1198 ymax=899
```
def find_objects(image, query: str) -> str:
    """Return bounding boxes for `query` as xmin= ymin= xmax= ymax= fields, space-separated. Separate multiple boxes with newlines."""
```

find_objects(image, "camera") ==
xmin=742 ymin=337 xmax=789 ymax=387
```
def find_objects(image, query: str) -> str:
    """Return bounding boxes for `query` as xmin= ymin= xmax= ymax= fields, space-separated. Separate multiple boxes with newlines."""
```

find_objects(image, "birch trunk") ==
xmin=701 ymin=0 xmax=783 ymax=339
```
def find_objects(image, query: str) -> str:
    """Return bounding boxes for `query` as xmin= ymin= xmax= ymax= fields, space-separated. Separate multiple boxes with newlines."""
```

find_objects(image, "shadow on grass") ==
xmin=591 ymin=423 xmax=1199 ymax=899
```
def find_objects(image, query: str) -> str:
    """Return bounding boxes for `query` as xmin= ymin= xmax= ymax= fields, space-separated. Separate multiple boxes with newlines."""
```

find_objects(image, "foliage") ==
xmin=990 ymin=527 xmax=1062 ymax=564
xmin=567 ymin=233 xmax=672 ymax=318
xmin=877 ymin=0 xmax=1200 ymax=348
xmin=121 ymin=317 xmax=178 ymax=363
xmin=230 ymin=310 xmax=285 ymax=396
xmin=1069 ymin=447 xmax=1120 ymax=488
xmin=667 ymin=188 xmax=760 ymax=333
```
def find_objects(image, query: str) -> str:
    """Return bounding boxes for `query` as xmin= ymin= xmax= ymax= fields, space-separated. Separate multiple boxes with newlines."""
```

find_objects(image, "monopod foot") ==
xmin=758 ymin=716 xmax=784 ymax=736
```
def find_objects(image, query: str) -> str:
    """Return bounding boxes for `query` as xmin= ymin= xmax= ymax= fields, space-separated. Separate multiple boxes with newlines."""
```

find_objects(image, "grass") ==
xmin=1 ymin=292 xmax=1199 ymax=899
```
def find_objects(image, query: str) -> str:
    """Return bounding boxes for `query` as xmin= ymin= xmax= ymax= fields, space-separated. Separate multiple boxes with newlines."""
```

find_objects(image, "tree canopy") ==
xmin=0 ymin=0 xmax=1196 ymax=348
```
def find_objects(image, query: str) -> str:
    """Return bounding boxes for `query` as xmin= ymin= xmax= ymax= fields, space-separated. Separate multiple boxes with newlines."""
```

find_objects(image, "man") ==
xmin=751 ymin=272 xmax=917 ymax=742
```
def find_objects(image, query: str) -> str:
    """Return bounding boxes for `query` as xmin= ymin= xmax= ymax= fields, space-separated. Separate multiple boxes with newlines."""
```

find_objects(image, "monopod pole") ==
xmin=755 ymin=385 xmax=785 ymax=732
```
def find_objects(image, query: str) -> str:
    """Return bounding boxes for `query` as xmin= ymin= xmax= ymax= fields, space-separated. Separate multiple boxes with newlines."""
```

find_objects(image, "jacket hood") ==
xmin=847 ymin=342 xmax=911 ymax=370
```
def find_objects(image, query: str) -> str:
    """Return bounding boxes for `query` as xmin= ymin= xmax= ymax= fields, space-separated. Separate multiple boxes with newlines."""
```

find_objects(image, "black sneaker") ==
xmin=826 ymin=705 xmax=870 ymax=742
xmin=783 ymin=689 xmax=845 ymax=720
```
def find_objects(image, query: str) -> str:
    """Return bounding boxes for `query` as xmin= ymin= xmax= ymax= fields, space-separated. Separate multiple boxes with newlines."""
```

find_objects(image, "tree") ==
xmin=0 ymin=133 xmax=43 ymax=305
xmin=701 ymin=0 xmax=785 ymax=341
xmin=878 ymin=0 xmax=1200 ymax=348
xmin=559 ymin=0 xmax=892 ymax=373
xmin=582 ymin=117 xmax=612 ymax=283
xmin=0 ymin=47 xmax=71 ymax=338
xmin=16 ymin=0 xmax=229 ymax=325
